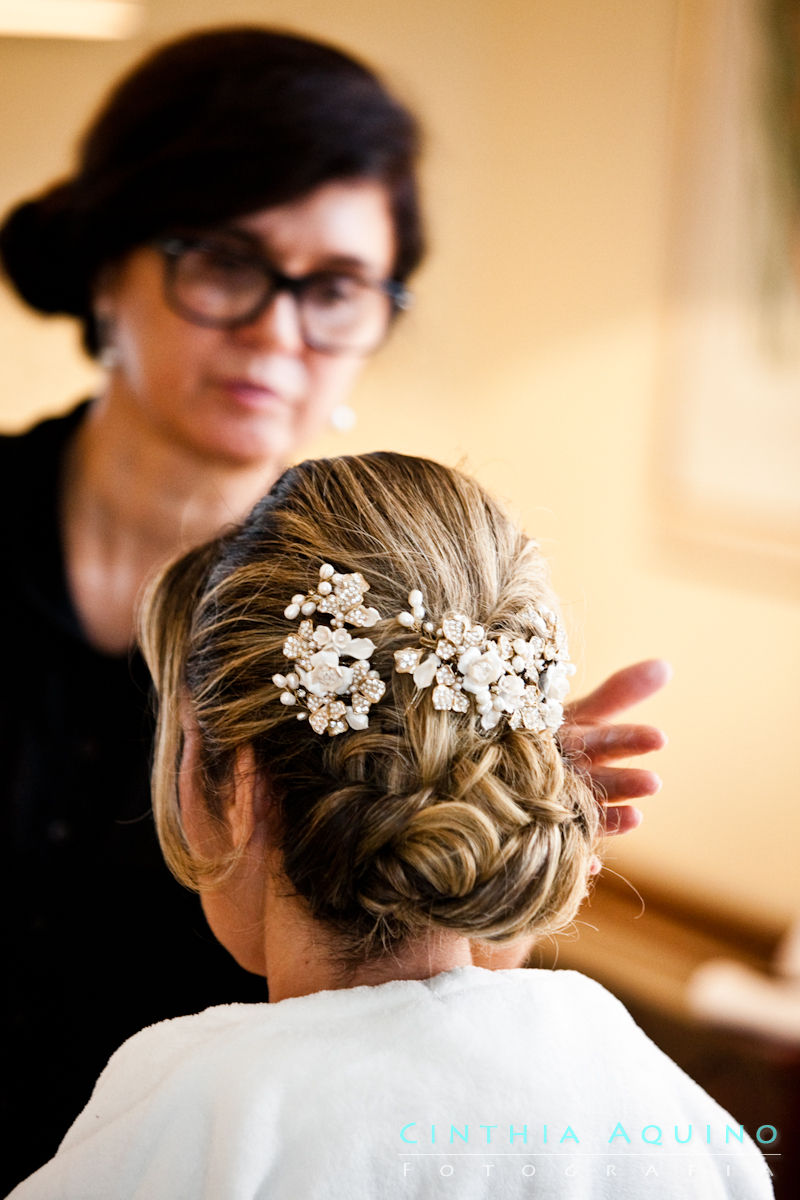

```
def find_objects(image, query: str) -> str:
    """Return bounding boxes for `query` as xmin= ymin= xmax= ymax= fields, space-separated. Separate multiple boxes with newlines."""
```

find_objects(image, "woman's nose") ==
xmin=232 ymin=290 xmax=305 ymax=353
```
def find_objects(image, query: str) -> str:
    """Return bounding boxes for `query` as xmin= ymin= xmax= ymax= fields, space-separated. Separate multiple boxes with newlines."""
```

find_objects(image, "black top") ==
xmin=0 ymin=403 xmax=267 ymax=1193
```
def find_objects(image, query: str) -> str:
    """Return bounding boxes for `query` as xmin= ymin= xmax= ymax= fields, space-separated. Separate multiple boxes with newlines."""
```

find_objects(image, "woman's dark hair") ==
xmin=0 ymin=26 xmax=423 ymax=354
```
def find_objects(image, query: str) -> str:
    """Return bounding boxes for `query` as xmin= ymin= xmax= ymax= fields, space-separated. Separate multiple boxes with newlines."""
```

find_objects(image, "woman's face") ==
xmin=95 ymin=179 xmax=398 ymax=468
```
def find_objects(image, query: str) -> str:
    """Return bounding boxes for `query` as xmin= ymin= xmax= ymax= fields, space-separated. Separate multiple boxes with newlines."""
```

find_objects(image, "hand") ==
xmin=560 ymin=659 xmax=671 ymax=841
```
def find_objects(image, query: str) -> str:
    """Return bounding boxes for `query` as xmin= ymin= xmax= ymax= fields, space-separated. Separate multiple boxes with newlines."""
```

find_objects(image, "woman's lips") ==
xmin=214 ymin=377 xmax=292 ymax=411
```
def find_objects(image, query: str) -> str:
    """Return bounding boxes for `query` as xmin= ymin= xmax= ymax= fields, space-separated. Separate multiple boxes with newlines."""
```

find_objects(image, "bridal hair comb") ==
xmin=392 ymin=590 xmax=574 ymax=734
xmin=272 ymin=563 xmax=385 ymax=736
xmin=275 ymin=567 xmax=574 ymax=737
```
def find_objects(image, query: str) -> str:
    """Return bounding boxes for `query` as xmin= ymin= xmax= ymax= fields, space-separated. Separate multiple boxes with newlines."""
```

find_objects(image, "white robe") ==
xmin=9 ymin=967 xmax=774 ymax=1199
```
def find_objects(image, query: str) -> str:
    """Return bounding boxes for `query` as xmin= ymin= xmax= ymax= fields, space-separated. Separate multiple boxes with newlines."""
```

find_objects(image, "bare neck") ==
xmin=260 ymin=866 xmax=474 ymax=1003
xmin=61 ymin=392 xmax=283 ymax=654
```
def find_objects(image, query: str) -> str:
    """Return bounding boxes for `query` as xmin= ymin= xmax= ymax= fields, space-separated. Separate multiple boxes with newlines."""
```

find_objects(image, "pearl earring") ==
xmin=96 ymin=316 xmax=119 ymax=372
xmin=329 ymin=404 xmax=357 ymax=433
xmin=99 ymin=343 xmax=119 ymax=371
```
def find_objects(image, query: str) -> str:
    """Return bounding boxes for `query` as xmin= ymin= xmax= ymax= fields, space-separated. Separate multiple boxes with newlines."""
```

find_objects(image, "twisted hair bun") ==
xmin=141 ymin=453 xmax=599 ymax=961
xmin=315 ymin=727 xmax=595 ymax=950
xmin=0 ymin=183 xmax=87 ymax=317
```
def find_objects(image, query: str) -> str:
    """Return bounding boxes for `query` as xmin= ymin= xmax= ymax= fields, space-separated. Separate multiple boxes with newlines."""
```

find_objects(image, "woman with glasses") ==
xmin=0 ymin=26 xmax=667 ymax=1191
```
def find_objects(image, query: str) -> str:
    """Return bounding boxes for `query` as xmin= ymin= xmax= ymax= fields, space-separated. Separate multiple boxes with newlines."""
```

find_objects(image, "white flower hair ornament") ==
xmin=274 ymin=566 xmax=575 ymax=738
xmin=393 ymin=591 xmax=575 ymax=734
xmin=273 ymin=563 xmax=385 ymax=736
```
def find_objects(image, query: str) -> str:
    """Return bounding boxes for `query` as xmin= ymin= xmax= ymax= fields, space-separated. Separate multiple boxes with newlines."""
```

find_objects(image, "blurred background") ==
xmin=1 ymin=0 xmax=798 ymax=1186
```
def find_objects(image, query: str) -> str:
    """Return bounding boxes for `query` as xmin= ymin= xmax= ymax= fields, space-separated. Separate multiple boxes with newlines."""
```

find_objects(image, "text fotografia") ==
xmin=399 ymin=1160 xmax=772 ymax=1184
xmin=399 ymin=1123 xmax=778 ymax=1148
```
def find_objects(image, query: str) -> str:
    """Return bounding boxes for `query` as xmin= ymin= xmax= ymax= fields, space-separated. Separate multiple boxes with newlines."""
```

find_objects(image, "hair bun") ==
xmin=0 ymin=182 xmax=87 ymax=317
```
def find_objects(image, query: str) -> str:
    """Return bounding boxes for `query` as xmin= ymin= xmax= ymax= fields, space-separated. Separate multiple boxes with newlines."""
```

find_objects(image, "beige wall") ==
xmin=1 ymin=0 xmax=797 ymax=926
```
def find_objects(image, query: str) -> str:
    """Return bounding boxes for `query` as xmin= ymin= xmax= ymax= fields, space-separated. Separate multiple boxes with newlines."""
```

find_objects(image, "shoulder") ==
xmin=0 ymin=400 xmax=90 ymax=474
xmin=453 ymin=965 xmax=639 ymax=1028
xmin=0 ymin=401 xmax=90 ymax=523
xmin=0 ymin=401 xmax=93 ymax=614
xmin=0 ymin=401 xmax=90 ymax=555
xmin=18 ymin=1004 xmax=296 ymax=1198
xmin=65 ymin=1004 xmax=265 ymax=1136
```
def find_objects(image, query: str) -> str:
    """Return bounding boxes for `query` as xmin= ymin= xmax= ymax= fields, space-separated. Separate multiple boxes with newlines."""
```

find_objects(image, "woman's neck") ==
xmin=61 ymin=391 xmax=282 ymax=654
xmin=259 ymin=867 xmax=474 ymax=1003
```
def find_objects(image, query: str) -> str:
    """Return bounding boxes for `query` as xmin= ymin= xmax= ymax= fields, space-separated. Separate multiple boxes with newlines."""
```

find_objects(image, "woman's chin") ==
xmin=188 ymin=413 xmax=296 ymax=472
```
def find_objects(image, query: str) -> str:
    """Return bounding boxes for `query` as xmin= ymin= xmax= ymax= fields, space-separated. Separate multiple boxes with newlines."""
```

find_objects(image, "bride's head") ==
xmin=140 ymin=453 xmax=598 ymax=973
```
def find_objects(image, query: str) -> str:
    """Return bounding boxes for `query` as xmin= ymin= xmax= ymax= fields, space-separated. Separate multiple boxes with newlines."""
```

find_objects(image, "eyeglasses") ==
xmin=154 ymin=232 xmax=412 ymax=355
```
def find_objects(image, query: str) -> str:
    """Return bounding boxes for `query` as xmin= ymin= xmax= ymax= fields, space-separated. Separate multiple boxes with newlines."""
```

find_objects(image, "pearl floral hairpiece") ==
xmin=273 ymin=563 xmax=385 ymax=736
xmin=393 ymin=590 xmax=574 ymax=733
xmin=274 ymin=567 xmax=574 ymax=738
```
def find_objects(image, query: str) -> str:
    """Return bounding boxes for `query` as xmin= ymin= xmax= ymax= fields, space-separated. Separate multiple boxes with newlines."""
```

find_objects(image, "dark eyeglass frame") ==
xmin=153 ymin=232 xmax=413 ymax=355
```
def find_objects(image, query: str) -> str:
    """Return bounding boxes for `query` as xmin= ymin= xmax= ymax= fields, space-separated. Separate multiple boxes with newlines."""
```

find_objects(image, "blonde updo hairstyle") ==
xmin=141 ymin=453 xmax=599 ymax=962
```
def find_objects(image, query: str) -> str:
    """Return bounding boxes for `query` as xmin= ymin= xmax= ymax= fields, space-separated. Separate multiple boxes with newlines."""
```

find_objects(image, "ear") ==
xmin=91 ymin=261 xmax=123 ymax=319
xmin=225 ymin=744 xmax=272 ymax=851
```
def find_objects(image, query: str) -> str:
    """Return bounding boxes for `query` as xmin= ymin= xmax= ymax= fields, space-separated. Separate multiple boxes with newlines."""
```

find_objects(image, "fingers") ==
xmin=588 ymin=805 xmax=644 ymax=878
xmin=563 ymin=722 xmax=667 ymax=765
xmin=564 ymin=659 xmax=672 ymax=725
xmin=589 ymin=802 xmax=643 ymax=882
xmin=601 ymin=803 xmax=644 ymax=836
xmin=563 ymin=661 xmax=669 ymax=876
xmin=581 ymin=764 xmax=663 ymax=802
xmin=589 ymin=804 xmax=644 ymax=877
